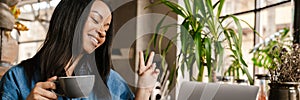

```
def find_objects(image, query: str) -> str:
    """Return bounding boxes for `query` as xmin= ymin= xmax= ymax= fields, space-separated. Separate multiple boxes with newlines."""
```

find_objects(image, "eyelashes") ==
xmin=91 ymin=17 xmax=99 ymax=24
xmin=89 ymin=15 xmax=110 ymax=32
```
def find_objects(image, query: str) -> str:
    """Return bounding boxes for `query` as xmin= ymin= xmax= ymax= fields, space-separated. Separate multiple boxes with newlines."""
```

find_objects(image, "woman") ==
xmin=0 ymin=0 xmax=159 ymax=100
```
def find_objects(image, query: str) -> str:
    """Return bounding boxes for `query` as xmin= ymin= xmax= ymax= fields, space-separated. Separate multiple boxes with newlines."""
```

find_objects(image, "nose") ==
xmin=96 ymin=25 xmax=106 ymax=37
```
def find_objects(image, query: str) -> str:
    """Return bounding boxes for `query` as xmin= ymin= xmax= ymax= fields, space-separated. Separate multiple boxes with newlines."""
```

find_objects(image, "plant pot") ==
xmin=268 ymin=82 xmax=300 ymax=100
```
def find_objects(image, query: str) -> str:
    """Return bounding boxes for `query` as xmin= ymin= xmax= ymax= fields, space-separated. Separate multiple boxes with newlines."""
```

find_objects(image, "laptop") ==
xmin=178 ymin=81 xmax=259 ymax=100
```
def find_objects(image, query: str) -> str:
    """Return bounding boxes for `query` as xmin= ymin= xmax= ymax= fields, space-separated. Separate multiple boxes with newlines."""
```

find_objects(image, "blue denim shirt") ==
xmin=0 ymin=65 xmax=134 ymax=100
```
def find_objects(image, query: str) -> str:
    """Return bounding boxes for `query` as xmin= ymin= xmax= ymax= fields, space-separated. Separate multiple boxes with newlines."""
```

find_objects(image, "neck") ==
xmin=65 ymin=54 xmax=84 ymax=76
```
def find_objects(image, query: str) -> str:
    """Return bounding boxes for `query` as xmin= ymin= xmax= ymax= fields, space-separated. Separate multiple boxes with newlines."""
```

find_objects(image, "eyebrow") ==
xmin=91 ymin=10 xmax=103 ymax=20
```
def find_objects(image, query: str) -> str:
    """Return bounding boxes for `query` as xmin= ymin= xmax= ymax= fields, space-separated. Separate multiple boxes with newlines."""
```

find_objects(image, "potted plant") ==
xmin=146 ymin=0 xmax=255 ymax=84
xmin=250 ymin=28 xmax=300 ymax=100
xmin=267 ymin=44 xmax=300 ymax=100
xmin=249 ymin=28 xmax=300 ymax=100
xmin=250 ymin=28 xmax=290 ymax=73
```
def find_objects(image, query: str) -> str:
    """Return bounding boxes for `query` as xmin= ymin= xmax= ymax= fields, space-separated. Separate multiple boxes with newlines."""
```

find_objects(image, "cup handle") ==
xmin=50 ymin=90 xmax=64 ymax=96
xmin=51 ymin=80 xmax=65 ymax=96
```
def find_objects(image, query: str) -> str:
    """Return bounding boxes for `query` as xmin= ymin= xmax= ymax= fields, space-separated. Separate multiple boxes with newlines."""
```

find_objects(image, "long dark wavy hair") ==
xmin=20 ymin=0 xmax=113 ymax=84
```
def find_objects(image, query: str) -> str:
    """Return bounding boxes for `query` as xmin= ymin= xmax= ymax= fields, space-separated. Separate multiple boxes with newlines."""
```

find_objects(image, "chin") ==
xmin=84 ymin=47 xmax=96 ymax=54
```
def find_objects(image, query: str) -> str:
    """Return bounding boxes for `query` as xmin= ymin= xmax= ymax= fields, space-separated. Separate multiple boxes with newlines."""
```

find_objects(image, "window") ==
xmin=221 ymin=0 xmax=292 ymax=78
xmin=16 ymin=0 xmax=59 ymax=62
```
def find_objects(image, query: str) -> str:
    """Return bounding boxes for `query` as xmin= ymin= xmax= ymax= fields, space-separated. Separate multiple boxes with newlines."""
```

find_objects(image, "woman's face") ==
xmin=82 ymin=0 xmax=112 ymax=54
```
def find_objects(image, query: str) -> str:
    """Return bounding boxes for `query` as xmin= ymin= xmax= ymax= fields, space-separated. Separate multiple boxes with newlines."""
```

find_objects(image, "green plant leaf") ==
xmin=150 ymin=0 xmax=256 ymax=84
xmin=217 ymin=0 xmax=225 ymax=18
xmin=194 ymin=31 xmax=204 ymax=81
xmin=159 ymin=26 xmax=170 ymax=54
xmin=215 ymin=41 xmax=224 ymax=71
xmin=205 ymin=0 xmax=214 ymax=18
xmin=240 ymin=65 xmax=254 ymax=85
xmin=184 ymin=0 xmax=192 ymax=15
xmin=236 ymin=66 xmax=240 ymax=79
xmin=161 ymin=0 xmax=188 ymax=18
xmin=195 ymin=0 xmax=206 ymax=17
xmin=204 ymin=38 xmax=212 ymax=81
xmin=223 ymin=30 xmax=233 ymax=50
xmin=230 ymin=15 xmax=242 ymax=47
xmin=241 ymin=19 xmax=260 ymax=37
xmin=154 ymin=14 xmax=169 ymax=47
xmin=180 ymin=61 xmax=185 ymax=78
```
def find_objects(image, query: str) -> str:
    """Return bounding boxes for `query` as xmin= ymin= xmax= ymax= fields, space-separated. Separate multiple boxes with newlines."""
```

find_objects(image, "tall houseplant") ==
xmin=147 ymin=0 xmax=255 ymax=84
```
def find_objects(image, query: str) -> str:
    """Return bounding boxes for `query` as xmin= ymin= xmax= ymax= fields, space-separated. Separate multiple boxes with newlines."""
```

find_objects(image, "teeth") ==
xmin=91 ymin=36 xmax=99 ymax=44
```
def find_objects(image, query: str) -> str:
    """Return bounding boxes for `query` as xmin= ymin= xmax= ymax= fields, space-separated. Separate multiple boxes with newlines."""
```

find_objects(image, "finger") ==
xmin=146 ymin=51 xmax=155 ymax=66
xmin=143 ymin=63 xmax=156 ymax=74
xmin=153 ymin=69 xmax=160 ymax=77
xmin=151 ymin=69 xmax=160 ymax=82
xmin=47 ymin=76 xmax=57 ymax=82
xmin=139 ymin=51 xmax=145 ymax=67
xmin=150 ymin=63 xmax=157 ymax=71
xmin=36 ymin=82 xmax=56 ymax=90
xmin=35 ymin=87 xmax=57 ymax=99
xmin=151 ymin=64 xmax=159 ymax=76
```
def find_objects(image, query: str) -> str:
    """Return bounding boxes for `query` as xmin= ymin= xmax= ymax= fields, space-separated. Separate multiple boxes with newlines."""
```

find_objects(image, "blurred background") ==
xmin=0 ymin=0 xmax=296 ymax=99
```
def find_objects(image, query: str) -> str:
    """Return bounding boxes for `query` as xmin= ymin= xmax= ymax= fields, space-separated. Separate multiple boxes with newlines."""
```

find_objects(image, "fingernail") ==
xmin=156 ymin=69 xmax=160 ymax=72
xmin=51 ymin=83 xmax=56 ymax=89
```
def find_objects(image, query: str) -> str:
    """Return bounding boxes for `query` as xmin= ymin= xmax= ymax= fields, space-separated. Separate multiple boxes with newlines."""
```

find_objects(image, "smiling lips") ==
xmin=88 ymin=34 xmax=101 ymax=46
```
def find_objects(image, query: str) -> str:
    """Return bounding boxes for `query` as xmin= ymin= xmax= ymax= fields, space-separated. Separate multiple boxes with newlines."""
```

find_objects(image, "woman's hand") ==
xmin=135 ymin=51 xmax=160 ymax=100
xmin=26 ymin=76 xmax=58 ymax=100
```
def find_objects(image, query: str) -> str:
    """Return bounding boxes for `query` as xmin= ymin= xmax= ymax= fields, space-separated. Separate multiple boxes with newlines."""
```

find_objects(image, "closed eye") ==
xmin=90 ymin=10 xmax=103 ymax=24
xmin=91 ymin=17 xmax=99 ymax=24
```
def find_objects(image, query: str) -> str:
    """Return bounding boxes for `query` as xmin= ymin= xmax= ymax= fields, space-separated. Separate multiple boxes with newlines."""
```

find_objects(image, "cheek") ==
xmin=83 ymin=23 xmax=91 ymax=35
xmin=101 ymin=38 xmax=106 ymax=45
xmin=96 ymin=38 xmax=106 ymax=48
xmin=104 ymin=25 xmax=110 ymax=31
xmin=83 ymin=19 xmax=97 ymax=33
